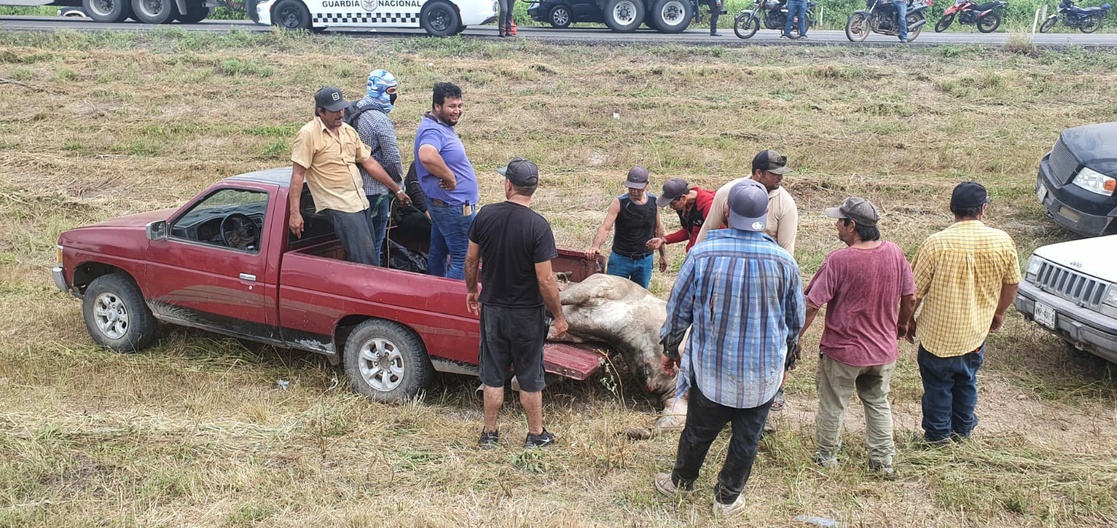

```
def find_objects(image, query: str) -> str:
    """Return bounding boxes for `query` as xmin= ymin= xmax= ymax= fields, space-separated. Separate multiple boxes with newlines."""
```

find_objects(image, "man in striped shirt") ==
xmin=654 ymin=179 xmax=805 ymax=518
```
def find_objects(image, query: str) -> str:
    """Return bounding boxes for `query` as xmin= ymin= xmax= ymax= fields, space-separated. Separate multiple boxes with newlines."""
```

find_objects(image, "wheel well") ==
xmin=72 ymin=262 xmax=134 ymax=294
xmin=332 ymin=315 xmax=427 ymax=365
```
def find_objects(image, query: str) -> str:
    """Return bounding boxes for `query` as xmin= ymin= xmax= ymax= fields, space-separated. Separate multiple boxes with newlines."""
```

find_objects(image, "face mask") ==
xmin=389 ymin=93 xmax=398 ymax=105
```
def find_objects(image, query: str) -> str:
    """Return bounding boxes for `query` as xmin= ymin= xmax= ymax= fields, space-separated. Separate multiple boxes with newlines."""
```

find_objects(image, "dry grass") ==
xmin=2 ymin=30 xmax=1117 ymax=527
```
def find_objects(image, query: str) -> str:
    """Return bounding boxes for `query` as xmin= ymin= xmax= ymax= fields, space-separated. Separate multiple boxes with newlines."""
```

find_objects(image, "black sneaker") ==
xmin=478 ymin=430 xmax=499 ymax=449
xmin=524 ymin=429 xmax=556 ymax=449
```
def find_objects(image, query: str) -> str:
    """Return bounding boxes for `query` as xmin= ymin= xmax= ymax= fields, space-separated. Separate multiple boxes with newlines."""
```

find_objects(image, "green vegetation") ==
xmin=0 ymin=30 xmax=1116 ymax=526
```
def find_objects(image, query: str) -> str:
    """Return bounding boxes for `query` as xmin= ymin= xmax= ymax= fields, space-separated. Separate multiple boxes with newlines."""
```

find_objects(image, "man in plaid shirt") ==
xmin=907 ymin=181 xmax=1020 ymax=445
xmin=654 ymin=179 xmax=804 ymax=518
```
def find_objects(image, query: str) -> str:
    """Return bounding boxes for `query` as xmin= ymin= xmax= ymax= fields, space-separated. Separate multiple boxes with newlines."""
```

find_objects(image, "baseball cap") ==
xmin=728 ymin=179 xmax=769 ymax=232
xmin=314 ymin=86 xmax=350 ymax=112
xmin=625 ymin=166 xmax=649 ymax=190
xmin=656 ymin=178 xmax=690 ymax=207
xmin=497 ymin=158 xmax=540 ymax=187
xmin=824 ymin=197 xmax=880 ymax=227
xmin=950 ymin=181 xmax=990 ymax=209
xmin=752 ymin=149 xmax=791 ymax=175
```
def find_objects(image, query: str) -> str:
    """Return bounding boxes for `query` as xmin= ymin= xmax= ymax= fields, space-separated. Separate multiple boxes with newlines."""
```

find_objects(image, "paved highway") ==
xmin=2 ymin=15 xmax=1116 ymax=47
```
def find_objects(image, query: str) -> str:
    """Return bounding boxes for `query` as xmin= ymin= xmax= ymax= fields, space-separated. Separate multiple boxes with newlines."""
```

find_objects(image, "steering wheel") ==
xmin=220 ymin=213 xmax=260 ymax=251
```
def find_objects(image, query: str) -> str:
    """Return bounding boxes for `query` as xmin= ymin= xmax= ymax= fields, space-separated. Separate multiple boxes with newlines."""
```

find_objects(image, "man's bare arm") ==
xmin=990 ymin=282 xmax=1020 ymax=333
xmin=587 ymin=198 xmax=621 ymax=257
xmin=465 ymin=241 xmax=482 ymax=315
xmin=288 ymin=163 xmax=307 ymax=238
xmin=799 ymin=300 xmax=821 ymax=340
xmin=535 ymin=260 xmax=568 ymax=338
xmin=897 ymin=294 xmax=917 ymax=339
xmin=359 ymin=157 xmax=409 ymax=204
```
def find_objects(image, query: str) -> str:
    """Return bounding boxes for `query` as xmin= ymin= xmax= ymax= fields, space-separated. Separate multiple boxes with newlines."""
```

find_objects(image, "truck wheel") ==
xmin=83 ymin=0 xmax=133 ymax=23
xmin=132 ymin=0 xmax=179 ymax=23
xmin=272 ymin=0 xmax=312 ymax=30
xmin=649 ymin=0 xmax=692 ymax=33
xmin=82 ymin=274 xmax=158 ymax=352
xmin=177 ymin=0 xmax=209 ymax=23
xmin=603 ymin=0 xmax=644 ymax=32
xmin=420 ymin=0 xmax=461 ymax=37
xmin=548 ymin=4 xmax=573 ymax=28
xmin=343 ymin=320 xmax=432 ymax=402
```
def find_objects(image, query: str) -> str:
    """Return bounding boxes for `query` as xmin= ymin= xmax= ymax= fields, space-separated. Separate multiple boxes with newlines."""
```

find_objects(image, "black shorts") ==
xmin=478 ymin=304 xmax=547 ymax=392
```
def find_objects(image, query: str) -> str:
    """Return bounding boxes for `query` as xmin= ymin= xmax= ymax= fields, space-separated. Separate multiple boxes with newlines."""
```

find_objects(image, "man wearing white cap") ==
xmin=654 ymin=179 xmax=804 ymax=518
xmin=799 ymin=197 xmax=916 ymax=480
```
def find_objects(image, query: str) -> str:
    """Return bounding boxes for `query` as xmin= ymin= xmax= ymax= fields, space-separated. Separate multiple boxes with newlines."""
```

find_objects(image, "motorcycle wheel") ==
xmin=935 ymin=13 xmax=954 ymax=32
xmin=1039 ymin=16 xmax=1057 ymax=33
xmin=906 ymin=12 xmax=924 ymax=42
xmin=977 ymin=12 xmax=1001 ymax=33
xmin=845 ymin=12 xmax=870 ymax=42
xmin=1079 ymin=15 xmax=1101 ymax=33
xmin=734 ymin=14 xmax=760 ymax=38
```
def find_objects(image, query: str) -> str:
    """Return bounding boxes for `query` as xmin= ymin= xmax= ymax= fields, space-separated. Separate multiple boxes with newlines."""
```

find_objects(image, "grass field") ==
xmin=1 ymin=29 xmax=1117 ymax=527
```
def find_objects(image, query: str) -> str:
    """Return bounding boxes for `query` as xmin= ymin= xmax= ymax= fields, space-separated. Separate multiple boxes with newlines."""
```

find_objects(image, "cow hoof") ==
xmin=618 ymin=427 xmax=653 ymax=440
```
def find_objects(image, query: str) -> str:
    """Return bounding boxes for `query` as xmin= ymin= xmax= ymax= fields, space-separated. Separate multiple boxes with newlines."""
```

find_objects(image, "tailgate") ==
xmin=543 ymin=342 xmax=609 ymax=381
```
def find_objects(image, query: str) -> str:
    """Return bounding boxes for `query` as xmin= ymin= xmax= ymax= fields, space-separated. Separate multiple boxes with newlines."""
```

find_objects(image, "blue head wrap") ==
xmin=366 ymin=69 xmax=398 ymax=113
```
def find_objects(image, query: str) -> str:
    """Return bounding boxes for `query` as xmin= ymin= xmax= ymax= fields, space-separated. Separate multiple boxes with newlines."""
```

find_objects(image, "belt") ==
xmin=612 ymin=249 xmax=652 ymax=259
xmin=429 ymin=198 xmax=474 ymax=207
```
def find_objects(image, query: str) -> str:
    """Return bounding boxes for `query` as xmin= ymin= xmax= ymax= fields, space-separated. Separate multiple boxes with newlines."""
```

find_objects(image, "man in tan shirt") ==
xmin=695 ymin=149 xmax=799 ymax=256
xmin=288 ymin=86 xmax=408 ymax=265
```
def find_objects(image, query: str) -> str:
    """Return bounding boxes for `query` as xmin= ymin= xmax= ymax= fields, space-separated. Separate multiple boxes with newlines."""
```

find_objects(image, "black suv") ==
xmin=1036 ymin=122 xmax=1117 ymax=237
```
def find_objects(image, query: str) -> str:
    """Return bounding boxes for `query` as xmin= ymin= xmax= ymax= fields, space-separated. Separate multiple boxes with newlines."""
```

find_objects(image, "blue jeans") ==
xmin=606 ymin=252 xmax=653 ymax=289
xmin=366 ymin=194 xmax=391 ymax=267
xmin=427 ymin=201 xmax=475 ymax=280
xmin=895 ymin=0 xmax=908 ymax=40
xmin=785 ymin=0 xmax=807 ymax=37
xmin=324 ymin=209 xmax=378 ymax=266
xmin=917 ymin=344 xmax=983 ymax=442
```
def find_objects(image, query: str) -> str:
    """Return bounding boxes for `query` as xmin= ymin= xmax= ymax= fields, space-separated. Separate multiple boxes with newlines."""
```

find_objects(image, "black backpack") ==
xmin=343 ymin=103 xmax=400 ymax=183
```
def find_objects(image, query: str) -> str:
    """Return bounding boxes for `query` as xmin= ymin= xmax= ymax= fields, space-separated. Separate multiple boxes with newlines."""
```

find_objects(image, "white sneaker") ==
xmin=711 ymin=495 xmax=746 ymax=517
xmin=654 ymin=473 xmax=693 ymax=498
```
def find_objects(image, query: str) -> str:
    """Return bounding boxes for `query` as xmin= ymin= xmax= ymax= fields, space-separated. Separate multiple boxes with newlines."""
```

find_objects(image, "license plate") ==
xmin=1036 ymin=183 xmax=1048 ymax=204
xmin=1034 ymin=301 xmax=1056 ymax=329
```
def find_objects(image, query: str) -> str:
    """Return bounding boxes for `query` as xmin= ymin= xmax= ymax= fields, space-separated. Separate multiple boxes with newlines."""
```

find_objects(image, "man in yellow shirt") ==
xmin=288 ymin=87 xmax=408 ymax=265
xmin=906 ymin=181 xmax=1020 ymax=445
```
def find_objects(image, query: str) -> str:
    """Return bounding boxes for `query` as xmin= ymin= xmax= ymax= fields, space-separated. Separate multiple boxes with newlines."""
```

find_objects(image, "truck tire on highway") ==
xmin=177 ymin=0 xmax=210 ymax=23
xmin=82 ymin=274 xmax=159 ymax=352
xmin=548 ymin=3 xmax=573 ymax=28
xmin=649 ymin=0 xmax=692 ymax=33
xmin=132 ymin=0 xmax=178 ymax=24
xmin=419 ymin=0 xmax=461 ymax=36
xmin=83 ymin=0 xmax=133 ymax=23
xmin=271 ymin=0 xmax=311 ymax=29
xmin=344 ymin=319 xmax=433 ymax=403
xmin=602 ymin=0 xmax=644 ymax=32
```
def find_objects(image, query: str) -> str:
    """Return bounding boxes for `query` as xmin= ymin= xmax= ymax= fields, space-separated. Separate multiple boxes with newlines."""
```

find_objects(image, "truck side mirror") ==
xmin=146 ymin=220 xmax=168 ymax=241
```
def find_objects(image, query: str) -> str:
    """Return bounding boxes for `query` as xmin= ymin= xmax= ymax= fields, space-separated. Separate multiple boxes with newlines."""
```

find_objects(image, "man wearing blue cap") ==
xmin=655 ymin=179 xmax=805 ymax=518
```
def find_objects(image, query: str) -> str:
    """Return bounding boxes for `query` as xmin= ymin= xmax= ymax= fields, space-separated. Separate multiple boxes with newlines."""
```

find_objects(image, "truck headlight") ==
xmin=1104 ymin=286 xmax=1117 ymax=309
xmin=1071 ymin=167 xmax=1116 ymax=196
xmin=1025 ymin=256 xmax=1043 ymax=281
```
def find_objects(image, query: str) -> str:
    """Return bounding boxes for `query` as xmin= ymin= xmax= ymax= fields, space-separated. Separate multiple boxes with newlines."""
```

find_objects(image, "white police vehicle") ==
xmin=256 ymin=0 xmax=497 ymax=36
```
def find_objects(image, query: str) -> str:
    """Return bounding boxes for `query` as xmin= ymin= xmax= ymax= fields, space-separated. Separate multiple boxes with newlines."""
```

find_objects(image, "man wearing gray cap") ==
xmin=655 ymin=179 xmax=804 ymax=518
xmin=288 ymin=86 xmax=395 ymax=266
xmin=465 ymin=158 xmax=569 ymax=450
xmin=586 ymin=167 xmax=668 ymax=289
xmin=905 ymin=182 xmax=1019 ymax=446
xmin=798 ymin=197 xmax=916 ymax=479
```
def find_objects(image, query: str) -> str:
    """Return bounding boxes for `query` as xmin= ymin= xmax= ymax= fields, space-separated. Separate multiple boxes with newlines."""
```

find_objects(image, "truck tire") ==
xmin=83 ymin=0 xmax=133 ymax=23
xmin=649 ymin=0 xmax=692 ymax=33
xmin=420 ymin=0 xmax=461 ymax=37
xmin=272 ymin=0 xmax=312 ymax=30
xmin=82 ymin=274 xmax=159 ymax=352
xmin=177 ymin=0 xmax=209 ymax=23
xmin=603 ymin=0 xmax=644 ymax=32
xmin=548 ymin=4 xmax=573 ymax=28
xmin=132 ymin=0 xmax=179 ymax=24
xmin=343 ymin=320 xmax=432 ymax=402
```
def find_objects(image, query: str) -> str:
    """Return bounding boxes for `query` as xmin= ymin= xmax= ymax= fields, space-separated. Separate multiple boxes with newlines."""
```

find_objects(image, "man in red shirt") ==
xmin=646 ymin=178 xmax=715 ymax=253
xmin=799 ymin=197 xmax=917 ymax=480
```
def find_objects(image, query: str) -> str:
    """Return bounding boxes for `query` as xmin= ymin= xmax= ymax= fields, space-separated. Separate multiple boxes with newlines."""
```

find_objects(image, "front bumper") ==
xmin=1037 ymin=157 xmax=1117 ymax=237
xmin=1015 ymin=280 xmax=1117 ymax=364
xmin=53 ymin=266 xmax=69 ymax=293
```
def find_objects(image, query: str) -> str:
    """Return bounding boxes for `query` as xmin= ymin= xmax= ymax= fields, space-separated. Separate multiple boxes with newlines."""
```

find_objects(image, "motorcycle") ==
xmin=935 ymin=0 xmax=1006 ymax=32
xmin=846 ymin=0 xmax=932 ymax=42
xmin=733 ymin=0 xmax=818 ymax=39
xmin=1039 ymin=0 xmax=1112 ymax=33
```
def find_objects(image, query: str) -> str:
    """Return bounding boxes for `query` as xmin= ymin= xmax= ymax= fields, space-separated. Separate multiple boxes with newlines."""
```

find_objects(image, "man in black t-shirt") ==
xmin=465 ymin=158 xmax=569 ymax=450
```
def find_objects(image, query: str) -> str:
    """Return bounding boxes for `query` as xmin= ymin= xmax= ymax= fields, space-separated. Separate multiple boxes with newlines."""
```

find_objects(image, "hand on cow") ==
xmin=661 ymin=354 xmax=679 ymax=377
xmin=465 ymin=292 xmax=480 ymax=316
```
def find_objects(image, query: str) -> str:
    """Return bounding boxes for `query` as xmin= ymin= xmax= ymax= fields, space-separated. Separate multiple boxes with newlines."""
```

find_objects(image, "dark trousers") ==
xmin=325 ymin=208 xmax=377 ymax=266
xmin=366 ymin=194 xmax=391 ymax=267
xmin=707 ymin=0 xmax=721 ymax=33
xmin=918 ymin=344 xmax=984 ymax=442
xmin=498 ymin=0 xmax=515 ymax=31
xmin=671 ymin=382 xmax=774 ymax=505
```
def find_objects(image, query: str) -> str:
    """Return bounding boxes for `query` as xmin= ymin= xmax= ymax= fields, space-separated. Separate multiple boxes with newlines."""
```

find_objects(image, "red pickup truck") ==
xmin=52 ymin=167 xmax=607 ymax=401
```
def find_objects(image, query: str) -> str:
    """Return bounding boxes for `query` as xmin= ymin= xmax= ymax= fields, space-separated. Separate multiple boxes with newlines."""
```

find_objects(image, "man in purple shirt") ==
xmin=415 ymin=82 xmax=479 ymax=280
xmin=799 ymin=197 xmax=917 ymax=480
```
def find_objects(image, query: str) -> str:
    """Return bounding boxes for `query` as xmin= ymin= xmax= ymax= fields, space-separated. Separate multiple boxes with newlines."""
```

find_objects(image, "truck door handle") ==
xmin=239 ymin=273 xmax=256 ymax=282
